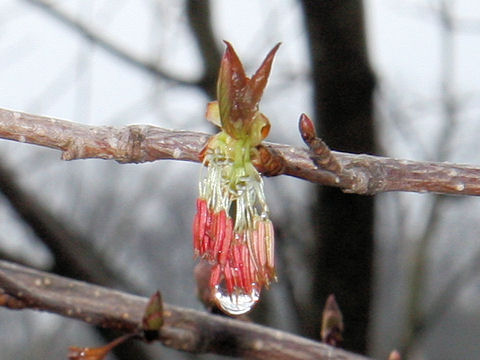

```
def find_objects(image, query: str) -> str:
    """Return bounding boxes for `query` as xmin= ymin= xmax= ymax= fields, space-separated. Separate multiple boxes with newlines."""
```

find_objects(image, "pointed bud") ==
xmin=321 ymin=294 xmax=344 ymax=347
xmin=299 ymin=113 xmax=343 ymax=174
xmin=217 ymin=41 xmax=249 ymax=137
xmin=248 ymin=43 xmax=281 ymax=109
xmin=217 ymin=41 xmax=280 ymax=140
xmin=298 ymin=113 xmax=317 ymax=143
xmin=142 ymin=291 xmax=164 ymax=333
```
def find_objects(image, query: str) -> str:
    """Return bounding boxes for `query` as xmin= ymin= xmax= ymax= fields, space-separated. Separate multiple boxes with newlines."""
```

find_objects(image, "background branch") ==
xmin=24 ymin=0 xmax=198 ymax=87
xmin=0 ymin=160 xmax=133 ymax=290
xmin=0 ymin=260 xmax=371 ymax=360
xmin=0 ymin=159 xmax=151 ymax=360
xmin=1 ymin=107 xmax=479 ymax=196
xmin=186 ymin=0 xmax=222 ymax=98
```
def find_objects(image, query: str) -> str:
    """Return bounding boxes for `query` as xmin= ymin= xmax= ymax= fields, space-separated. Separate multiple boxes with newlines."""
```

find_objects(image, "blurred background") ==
xmin=1 ymin=1 xmax=480 ymax=359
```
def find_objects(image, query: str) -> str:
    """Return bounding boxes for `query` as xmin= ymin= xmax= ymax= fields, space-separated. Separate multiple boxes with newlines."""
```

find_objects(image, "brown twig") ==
xmin=1 ymin=107 xmax=479 ymax=196
xmin=186 ymin=0 xmax=222 ymax=98
xmin=0 ymin=260 xmax=372 ymax=360
xmin=0 ymin=160 xmax=152 ymax=360
xmin=23 ymin=0 xmax=198 ymax=87
xmin=0 ymin=160 xmax=135 ymax=290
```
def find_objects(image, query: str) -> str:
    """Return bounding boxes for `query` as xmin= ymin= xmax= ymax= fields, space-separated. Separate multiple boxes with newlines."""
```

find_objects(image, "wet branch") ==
xmin=1 ymin=107 xmax=479 ymax=196
xmin=0 ymin=261 xmax=370 ymax=360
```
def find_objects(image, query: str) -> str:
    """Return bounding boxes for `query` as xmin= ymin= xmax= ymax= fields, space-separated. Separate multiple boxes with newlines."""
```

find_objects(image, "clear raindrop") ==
xmin=214 ymin=284 xmax=260 ymax=316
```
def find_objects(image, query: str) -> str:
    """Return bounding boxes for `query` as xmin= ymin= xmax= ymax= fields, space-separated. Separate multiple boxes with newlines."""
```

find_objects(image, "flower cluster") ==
xmin=193 ymin=42 xmax=279 ymax=315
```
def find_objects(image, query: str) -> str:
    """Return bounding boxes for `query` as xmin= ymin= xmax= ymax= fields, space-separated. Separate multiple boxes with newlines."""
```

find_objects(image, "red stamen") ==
xmin=224 ymin=263 xmax=234 ymax=294
xmin=209 ymin=212 xmax=218 ymax=256
xmin=209 ymin=264 xmax=221 ymax=289
xmin=229 ymin=258 xmax=241 ymax=291
xmin=248 ymin=240 xmax=258 ymax=285
xmin=193 ymin=199 xmax=208 ymax=254
xmin=193 ymin=211 xmax=200 ymax=254
xmin=201 ymin=234 xmax=210 ymax=256
xmin=257 ymin=221 xmax=267 ymax=268
xmin=202 ymin=207 xmax=214 ymax=257
xmin=213 ymin=210 xmax=227 ymax=258
xmin=197 ymin=199 xmax=207 ymax=243
xmin=233 ymin=243 xmax=246 ymax=290
xmin=250 ymin=226 xmax=260 ymax=272
xmin=265 ymin=220 xmax=275 ymax=270
xmin=219 ymin=217 xmax=233 ymax=265
xmin=241 ymin=243 xmax=252 ymax=293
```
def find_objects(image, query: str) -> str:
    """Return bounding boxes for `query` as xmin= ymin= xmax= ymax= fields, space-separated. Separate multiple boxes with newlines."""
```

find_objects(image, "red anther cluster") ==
xmin=193 ymin=198 xmax=275 ymax=297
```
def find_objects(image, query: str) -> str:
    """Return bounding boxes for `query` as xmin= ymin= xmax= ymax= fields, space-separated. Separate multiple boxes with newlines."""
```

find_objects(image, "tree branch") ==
xmin=186 ymin=0 xmax=222 ymax=98
xmin=0 ymin=260 xmax=371 ymax=360
xmin=0 ymin=160 xmax=135 ymax=290
xmin=0 ymin=160 xmax=151 ymax=360
xmin=23 ymin=0 xmax=198 ymax=87
xmin=1 ymin=107 xmax=479 ymax=196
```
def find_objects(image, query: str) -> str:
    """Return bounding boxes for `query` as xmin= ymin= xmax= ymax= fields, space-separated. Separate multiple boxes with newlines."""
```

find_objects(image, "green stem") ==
xmin=233 ymin=138 xmax=251 ymax=169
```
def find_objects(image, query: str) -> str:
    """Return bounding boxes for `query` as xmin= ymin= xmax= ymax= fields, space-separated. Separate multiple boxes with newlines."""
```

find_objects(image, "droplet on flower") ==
xmin=214 ymin=284 xmax=260 ymax=316
xmin=193 ymin=42 xmax=280 ymax=316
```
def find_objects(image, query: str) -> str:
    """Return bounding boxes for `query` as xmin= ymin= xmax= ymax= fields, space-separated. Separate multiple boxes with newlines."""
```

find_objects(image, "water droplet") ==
xmin=214 ymin=284 xmax=260 ymax=315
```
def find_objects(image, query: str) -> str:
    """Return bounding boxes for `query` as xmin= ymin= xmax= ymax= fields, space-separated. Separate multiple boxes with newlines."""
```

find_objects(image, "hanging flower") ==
xmin=193 ymin=41 xmax=280 ymax=315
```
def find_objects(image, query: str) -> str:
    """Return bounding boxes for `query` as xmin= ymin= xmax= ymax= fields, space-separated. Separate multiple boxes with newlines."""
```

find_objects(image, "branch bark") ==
xmin=0 ymin=160 xmax=151 ymax=360
xmin=1 ymin=107 xmax=479 ymax=196
xmin=0 ymin=160 xmax=134 ymax=290
xmin=0 ymin=260 xmax=372 ymax=360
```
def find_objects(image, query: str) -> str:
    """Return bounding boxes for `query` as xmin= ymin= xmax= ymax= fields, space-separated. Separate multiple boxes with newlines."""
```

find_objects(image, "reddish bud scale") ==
xmin=299 ymin=113 xmax=317 ymax=142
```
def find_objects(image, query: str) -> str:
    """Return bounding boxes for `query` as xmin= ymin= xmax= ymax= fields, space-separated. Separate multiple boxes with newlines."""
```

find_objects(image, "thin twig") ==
xmin=186 ymin=0 xmax=222 ymax=98
xmin=0 ymin=107 xmax=479 ymax=196
xmin=0 ymin=260 xmax=372 ymax=360
xmin=23 ymin=0 xmax=198 ymax=87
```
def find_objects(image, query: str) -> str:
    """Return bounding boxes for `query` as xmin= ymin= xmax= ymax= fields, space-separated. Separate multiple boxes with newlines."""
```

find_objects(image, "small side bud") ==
xmin=299 ymin=113 xmax=317 ymax=143
xmin=142 ymin=291 xmax=164 ymax=341
xmin=299 ymin=114 xmax=343 ymax=174
xmin=252 ymin=144 xmax=285 ymax=176
xmin=321 ymin=294 xmax=344 ymax=347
